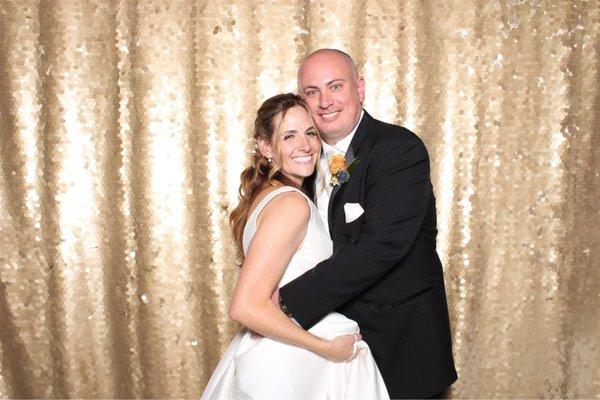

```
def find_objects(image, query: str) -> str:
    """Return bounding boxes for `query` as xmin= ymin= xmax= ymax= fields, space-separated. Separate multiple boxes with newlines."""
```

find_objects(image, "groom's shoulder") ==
xmin=367 ymin=116 xmax=426 ymax=153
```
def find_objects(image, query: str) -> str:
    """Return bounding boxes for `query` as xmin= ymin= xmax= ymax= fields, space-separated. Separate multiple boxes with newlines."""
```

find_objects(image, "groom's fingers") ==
xmin=250 ymin=330 xmax=263 ymax=339
xmin=271 ymin=287 xmax=280 ymax=304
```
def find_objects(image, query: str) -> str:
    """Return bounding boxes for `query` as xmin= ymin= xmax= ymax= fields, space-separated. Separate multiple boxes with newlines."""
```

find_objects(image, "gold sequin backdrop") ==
xmin=0 ymin=0 xmax=599 ymax=398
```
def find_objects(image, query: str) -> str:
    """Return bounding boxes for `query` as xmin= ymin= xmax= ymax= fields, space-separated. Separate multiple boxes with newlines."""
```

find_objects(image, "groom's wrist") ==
xmin=278 ymin=294 xmax=293 ymax=318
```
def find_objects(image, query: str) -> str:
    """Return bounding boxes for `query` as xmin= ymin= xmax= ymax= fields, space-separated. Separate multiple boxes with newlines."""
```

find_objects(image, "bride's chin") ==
xmin=280 ymin=170 xmax=314 ymax=187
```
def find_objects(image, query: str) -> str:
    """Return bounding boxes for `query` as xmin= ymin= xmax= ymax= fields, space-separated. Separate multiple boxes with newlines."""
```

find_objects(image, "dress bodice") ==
xmin=242 ymin=186 xmax=333 ymax=287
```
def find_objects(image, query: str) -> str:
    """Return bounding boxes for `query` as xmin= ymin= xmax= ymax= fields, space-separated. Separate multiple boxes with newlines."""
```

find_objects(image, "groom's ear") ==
xmin=357 ymin=75 xmax=366 ymax=103
xmin=257 ymin=137 xmax=274 ymax=160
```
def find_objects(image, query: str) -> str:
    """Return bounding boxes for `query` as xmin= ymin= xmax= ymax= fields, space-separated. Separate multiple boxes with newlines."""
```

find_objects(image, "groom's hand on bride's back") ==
xmin=271 ymin=287 xmax=280 ymax=305
xmin=249 ymin=288 xmax=281 ymax=339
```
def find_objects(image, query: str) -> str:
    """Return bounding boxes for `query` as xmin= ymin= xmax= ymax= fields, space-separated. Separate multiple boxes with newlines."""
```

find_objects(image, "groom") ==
xmin=278 ymin=49 xmax=457 ymax=398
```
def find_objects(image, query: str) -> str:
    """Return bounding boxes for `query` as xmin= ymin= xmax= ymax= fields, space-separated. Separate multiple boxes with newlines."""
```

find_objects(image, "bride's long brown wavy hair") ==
xmin=230 ymin=93 xmax=314 ymax=264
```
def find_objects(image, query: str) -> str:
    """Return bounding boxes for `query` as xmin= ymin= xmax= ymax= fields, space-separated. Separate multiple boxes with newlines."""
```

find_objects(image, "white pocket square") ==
xmin=344 ymin=203 xmax=364 ymax=223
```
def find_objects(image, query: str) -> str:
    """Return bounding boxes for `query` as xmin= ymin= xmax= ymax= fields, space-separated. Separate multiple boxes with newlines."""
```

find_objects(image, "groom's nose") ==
xmin=318 ymin=91 xmax=333 ymax=109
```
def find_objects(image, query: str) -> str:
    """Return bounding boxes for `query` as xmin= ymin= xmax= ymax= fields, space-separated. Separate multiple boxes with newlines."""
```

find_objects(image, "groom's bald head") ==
xmin=297 ymin=49 xmax=359 ymax=88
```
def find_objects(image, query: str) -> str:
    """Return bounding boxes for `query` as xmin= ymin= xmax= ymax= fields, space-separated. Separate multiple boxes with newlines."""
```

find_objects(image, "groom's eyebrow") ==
xmin=303 ymin=79 xmax=344 ymax=90
xmin=326 ymin=79 xmax=344 ymax=86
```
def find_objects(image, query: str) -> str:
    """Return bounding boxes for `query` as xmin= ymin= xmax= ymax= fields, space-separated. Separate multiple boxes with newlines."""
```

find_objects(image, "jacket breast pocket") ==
xmin=372 ymin=286 xmax=434 ymax=316
xmin=340 ymin=216 xmax=363 ymax=243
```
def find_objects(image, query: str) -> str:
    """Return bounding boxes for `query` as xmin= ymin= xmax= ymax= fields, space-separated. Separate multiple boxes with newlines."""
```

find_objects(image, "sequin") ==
xmin=0 ymin=1 xmax=598 ymax=398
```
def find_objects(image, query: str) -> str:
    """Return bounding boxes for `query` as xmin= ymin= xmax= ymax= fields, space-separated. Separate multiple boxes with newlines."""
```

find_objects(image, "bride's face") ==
xmin=271 ymin=106 xmax=321 ymax=186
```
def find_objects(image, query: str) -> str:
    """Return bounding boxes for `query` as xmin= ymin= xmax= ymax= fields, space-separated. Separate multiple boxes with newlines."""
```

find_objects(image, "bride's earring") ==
xmin=267 ymin=157 xmax=273 ymax=164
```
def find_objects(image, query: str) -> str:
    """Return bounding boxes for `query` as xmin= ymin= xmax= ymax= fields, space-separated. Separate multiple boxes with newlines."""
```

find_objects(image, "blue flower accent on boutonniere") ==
xmin=337 ymin=170 xmax=350 ymax=184
xmin=329 ymin=154 xmax=360 ymax=187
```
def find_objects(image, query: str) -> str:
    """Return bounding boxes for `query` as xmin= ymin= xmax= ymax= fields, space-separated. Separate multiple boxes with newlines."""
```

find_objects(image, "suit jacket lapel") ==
xmin=327 ymin=110 xmax=373 ymax=233
xmin=327 ymin=146 xmax=354 ymax=211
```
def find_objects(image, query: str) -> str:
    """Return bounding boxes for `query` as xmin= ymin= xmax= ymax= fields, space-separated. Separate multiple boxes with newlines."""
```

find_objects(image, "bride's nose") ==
xmin=297 ymin=134 xmax=312 ymax=151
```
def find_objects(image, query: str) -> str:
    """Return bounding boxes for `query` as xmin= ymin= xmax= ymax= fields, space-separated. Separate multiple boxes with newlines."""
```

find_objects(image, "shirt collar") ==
xmin=321 ymin=109 xmax=364 ymax=156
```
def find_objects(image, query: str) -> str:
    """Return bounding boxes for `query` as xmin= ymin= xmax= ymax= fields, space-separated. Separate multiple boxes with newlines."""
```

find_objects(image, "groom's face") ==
xmin=298 ymin=52 xmax=365 ymax=144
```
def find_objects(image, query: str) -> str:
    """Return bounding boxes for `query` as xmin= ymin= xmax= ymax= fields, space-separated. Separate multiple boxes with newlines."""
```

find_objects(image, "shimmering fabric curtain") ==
xmin=0 ymin=0 xmax=598 ymax=398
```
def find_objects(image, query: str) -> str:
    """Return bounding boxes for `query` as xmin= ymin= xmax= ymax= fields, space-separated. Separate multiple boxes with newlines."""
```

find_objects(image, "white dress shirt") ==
xmin=315 ymin=110 xmax=364 ymax=237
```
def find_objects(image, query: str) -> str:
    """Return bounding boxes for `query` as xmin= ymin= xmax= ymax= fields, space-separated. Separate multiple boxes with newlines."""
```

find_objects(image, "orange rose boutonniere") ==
xmin=328 ymin=154 xmax=359 ymax=187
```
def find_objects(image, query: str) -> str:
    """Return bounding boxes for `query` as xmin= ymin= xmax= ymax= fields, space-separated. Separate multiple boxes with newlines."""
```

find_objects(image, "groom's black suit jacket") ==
xmin=281 ymin=111 xmax=457 ymax=398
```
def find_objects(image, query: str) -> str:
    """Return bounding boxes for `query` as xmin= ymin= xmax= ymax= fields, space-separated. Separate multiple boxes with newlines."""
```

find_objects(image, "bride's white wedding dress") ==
xmin=201 ymin=186 xmax=389 ymax=399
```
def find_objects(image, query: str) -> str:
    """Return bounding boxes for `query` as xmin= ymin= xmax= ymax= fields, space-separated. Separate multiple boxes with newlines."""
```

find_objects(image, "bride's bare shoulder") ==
xmin=251 ymin=184 xmax=283 ymax=206
xmin=253 ymin=185 xmax=309 ymax=226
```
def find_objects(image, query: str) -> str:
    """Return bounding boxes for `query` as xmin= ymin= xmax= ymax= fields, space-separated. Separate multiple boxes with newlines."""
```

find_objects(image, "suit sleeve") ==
xmin=279 ymin=135 xmax=432 ymax=329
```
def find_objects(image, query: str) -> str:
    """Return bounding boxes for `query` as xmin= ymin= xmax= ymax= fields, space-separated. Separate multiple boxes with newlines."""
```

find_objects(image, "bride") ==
xmin=201 ymin=93 xmax=389 ymax=399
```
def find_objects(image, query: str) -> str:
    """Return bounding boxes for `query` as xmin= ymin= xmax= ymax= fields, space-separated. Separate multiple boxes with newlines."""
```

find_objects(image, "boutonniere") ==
xmin=329 ymin=154 xmax=360 ymax=187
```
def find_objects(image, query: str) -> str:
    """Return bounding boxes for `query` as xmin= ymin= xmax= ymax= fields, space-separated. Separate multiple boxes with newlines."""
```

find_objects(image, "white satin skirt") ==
xmin=201 ymin=312 xmax=389 ymax=399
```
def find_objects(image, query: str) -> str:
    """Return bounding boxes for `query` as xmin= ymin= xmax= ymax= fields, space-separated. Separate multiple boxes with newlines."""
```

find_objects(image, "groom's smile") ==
xmin=318 ymin=110 xmax=342 ymax=122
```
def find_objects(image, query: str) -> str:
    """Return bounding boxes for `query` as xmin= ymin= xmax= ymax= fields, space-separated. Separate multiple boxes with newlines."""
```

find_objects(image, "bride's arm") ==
xmin=228 ymin=191 xmax=357 ymax=362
